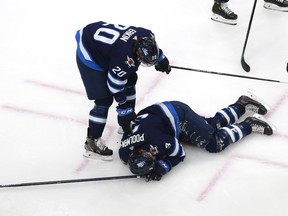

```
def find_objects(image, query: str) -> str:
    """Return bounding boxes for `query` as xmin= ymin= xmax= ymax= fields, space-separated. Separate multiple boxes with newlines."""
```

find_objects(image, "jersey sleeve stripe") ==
xmin=156 ymin=102 xmax=180 ymax=137
xmin=107 ymin=73 xmax=127 ymax=94
xmin=107 ymin=82 xmax=125 ymax=94
xmin=169 ymin=137 xmax=180 ymax=156
xmin=107 ymin=72 xmax=127 ymax=86
xmin=169 ymin=137 xmax=186 ymax=157
xmin=179 ymin=143 xmax=186 ymax=157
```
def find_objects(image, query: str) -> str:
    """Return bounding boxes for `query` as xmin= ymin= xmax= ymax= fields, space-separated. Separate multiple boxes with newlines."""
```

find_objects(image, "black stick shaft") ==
xmin=241 ymin=0 xmax=258 ymax=58
xmin=171 ymin=65 xmax=288 ymax=84
xmin=241 ymin=0 xmax=258 ymax=72
xmin=0 ymin=175 xmax=139 ymax=188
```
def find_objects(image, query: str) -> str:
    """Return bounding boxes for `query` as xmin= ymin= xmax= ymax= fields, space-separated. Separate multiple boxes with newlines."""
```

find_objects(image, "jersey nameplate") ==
xmin=121 ymin=133 xmax=145 ymax=148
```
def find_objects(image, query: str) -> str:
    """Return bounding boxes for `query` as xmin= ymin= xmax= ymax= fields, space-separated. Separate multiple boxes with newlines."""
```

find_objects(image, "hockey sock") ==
xmin=215 ymin=103 xmax=245 ymax=127
xmin=203 ymin=122 xmax=251 ymax=153
xmin=88 ymin=105 xmax=109 ymax=138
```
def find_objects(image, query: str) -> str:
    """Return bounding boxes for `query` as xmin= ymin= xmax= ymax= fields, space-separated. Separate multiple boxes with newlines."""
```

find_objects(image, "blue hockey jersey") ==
xmin=119 ymin=102 xmax=186 ymax=173
xmin=75 ymin=21 xmax=157 ymax=103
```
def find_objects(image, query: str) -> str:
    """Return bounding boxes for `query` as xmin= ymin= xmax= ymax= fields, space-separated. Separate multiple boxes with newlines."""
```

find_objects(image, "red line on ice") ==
xmin=266 ymin=89 xmax=288 ymax=118
xmin=2 ymin=104 xmax=86 ymax=125
xmin=25 ymin=80 xmax=85 ymax=96
xmin=196 ymin=156 xmax=234 ymax=202
xmin=196 ymin=154 xmax=288 ymax=202
xmin=136 ymin=73 xmax=165 ymax=106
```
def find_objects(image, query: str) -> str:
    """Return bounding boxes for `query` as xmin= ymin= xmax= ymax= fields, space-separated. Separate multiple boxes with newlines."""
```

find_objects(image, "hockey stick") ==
xmin=170 ymin=65 xmax=288 ymax=84
xmin=241 ymin=0 xmax=258 ymax=72
xmin=0 ymin=175 xmax=140 ymax=188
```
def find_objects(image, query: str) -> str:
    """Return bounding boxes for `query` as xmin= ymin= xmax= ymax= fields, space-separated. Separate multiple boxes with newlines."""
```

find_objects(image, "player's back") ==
xmin=81 ymin=21 xmax=136 ymax=70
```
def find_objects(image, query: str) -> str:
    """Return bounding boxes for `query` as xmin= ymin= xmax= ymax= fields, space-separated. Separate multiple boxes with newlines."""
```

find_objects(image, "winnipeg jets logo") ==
xmin=150 ymin=145 xmax=158 ymax=155
xmin=165 ymin=143 xmax=171 ymax=149
xmin=137 ymin=161 xmax=145 ymax=168
xmin=142 ymin=48 xmax=149 ymax=56
xmin=125 ymin=56 xmax=135 ymax=68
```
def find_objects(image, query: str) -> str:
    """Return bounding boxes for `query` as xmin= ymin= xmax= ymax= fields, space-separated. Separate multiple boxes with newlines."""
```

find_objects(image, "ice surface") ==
xmin=0 ymin=0 xmax=288 ymax=216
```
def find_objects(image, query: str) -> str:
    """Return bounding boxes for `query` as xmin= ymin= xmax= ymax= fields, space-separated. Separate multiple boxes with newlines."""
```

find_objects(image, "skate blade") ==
xmin=264 ymin=3 xmax=288 ymax=12
xmin=253 ymin=113 xmax=277 ymax=132
xmin=211 ymin=14 xmax=237 ymax=25
xmin=83 ymin=150 xmax=113 ymax=161
xmin=245 ymin=91 xmax=271 ymax=112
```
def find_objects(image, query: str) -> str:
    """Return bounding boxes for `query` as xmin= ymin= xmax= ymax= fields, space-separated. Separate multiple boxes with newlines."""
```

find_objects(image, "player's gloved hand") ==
xmin=155 ymin=57 xmax=171 ymax=74
xmin=155 ymin=51 xmax=171 ymax=74
xmin=116 ymin=102 xmax=136 ymax=134
xmin=145 ymin=160 xmax=171 ymax=182
xmin=145 ymin=171 xmax=162 ymax=182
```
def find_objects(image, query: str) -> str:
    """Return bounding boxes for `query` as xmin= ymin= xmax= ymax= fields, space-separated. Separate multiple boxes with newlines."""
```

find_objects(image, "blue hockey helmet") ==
xmin=128 ymin=150 xmax=155 ymax=175
xmin=135 ymin=37 xmax=159 ymax=67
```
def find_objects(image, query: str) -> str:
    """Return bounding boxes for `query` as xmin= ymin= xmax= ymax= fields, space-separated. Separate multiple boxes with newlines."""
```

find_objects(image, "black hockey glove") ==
xmin=155 ymin=56 xmax=171 ymax=74
xmin=116 ymin=102 xmax=136 ymax=134
xmin=145 ymin=171 xmax=162 ymax=182
xmin=145 ymin=160 xmax=171 ymax=182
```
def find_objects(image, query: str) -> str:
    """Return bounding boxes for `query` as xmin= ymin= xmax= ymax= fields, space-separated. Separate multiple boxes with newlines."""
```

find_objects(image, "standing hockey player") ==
xmin=76 ymin=21 xmax=171 ymax=160
xmin=119 ymin=92 xmax=275 ymax=181
xmin=211 ymin=0 xmax=288 ymax=25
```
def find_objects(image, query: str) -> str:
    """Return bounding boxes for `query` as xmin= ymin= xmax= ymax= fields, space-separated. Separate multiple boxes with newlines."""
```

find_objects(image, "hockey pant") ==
xmin=171 ymin=101 xmax=252 ymax=153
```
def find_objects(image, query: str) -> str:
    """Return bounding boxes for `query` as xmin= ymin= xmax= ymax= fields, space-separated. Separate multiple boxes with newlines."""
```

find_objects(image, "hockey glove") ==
xmin=145 ymin=160 xmax=171 ymax=182
xmin=116 ymin=102 xmax=136 ymax=134
xmin=145 ymin=171 xmax=162 ymax=182
xmin=155 ymin=51 xmax=171 ymax=74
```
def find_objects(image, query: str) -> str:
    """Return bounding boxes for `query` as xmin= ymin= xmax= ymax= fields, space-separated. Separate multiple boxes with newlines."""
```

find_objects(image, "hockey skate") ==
xmin=245 ymin=113 xmax=275 ymax=135
xmin=83 ymin=137 xmax=113 ymax=161
xmin=264 ymin=0 xmax=288 ymax=12
xmin=211 ymin=2 xmax=238 ymax=25
xmin=237 ymin=92 xmax=270 ymax=115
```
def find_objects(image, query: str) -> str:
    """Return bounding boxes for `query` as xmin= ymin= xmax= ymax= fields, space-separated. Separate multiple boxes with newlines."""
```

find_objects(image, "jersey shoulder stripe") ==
xmin=156 ymin=102 xmax=180 ymax=138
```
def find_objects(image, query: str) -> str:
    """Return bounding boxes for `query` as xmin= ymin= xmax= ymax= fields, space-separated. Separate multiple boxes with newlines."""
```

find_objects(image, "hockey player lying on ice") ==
xmin=118 ymin=92 xmax=275 ymax=182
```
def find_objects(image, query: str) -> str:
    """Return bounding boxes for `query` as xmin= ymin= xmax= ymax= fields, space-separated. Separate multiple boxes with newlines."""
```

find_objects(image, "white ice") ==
xmin=0 ymin=0 xmax=288 ymax=215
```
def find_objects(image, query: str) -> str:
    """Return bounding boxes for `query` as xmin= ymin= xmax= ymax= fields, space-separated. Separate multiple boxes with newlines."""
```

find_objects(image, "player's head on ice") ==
xmin=128 ymin=149 xmax=155 ymax=175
